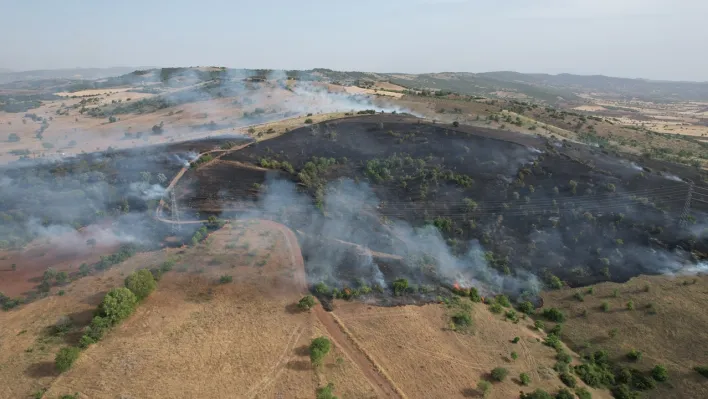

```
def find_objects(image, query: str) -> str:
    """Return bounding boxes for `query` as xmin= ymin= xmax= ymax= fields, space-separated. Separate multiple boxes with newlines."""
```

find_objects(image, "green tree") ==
xmin=542 ymin=307 xmax=566 ymax=322
xmin=520 ymin=372 xmax=531 ymax=385
xmin=651 ymin=365 xmax=669 ymax=381
xmin=298 ymin=295 xmax=316 ymax=311
xmin=560 ymin=372 xmax=577 ymax=387
xmin=98 ymin=287 xmax=137 ymax=324
xmin=626 ymin=349 xmax=642 ymax=361
xmin=315 ymin=382 xmax=338 ymax=399
xmin=518 ymin=301 xmax=534 ymax=315
xmin=310 ymin=336 xmax=331 ymax=366
xmin=490 ymin=367 xmax=509 ymax=381
xmin=574 ymin=387 xmax=592 ymax=399
xmin=55 ymin=271 xmax=68 ymax=285
xmin=476 ymin=380 xmax=492 ymax=398
xmin=520 ymin=389 xmax=553 ymax=399
xmin=124 ymin=269 xmax=156 ymax=300
xmin=511 ymin=351 xmax=519 ymax=361
xmin=392 ymin=278 xmax=408 ymax=296
xmin=219 ymin=275 xmax=233 ymax=284
xmin=55 ymin=347 xmax=81 ymax=373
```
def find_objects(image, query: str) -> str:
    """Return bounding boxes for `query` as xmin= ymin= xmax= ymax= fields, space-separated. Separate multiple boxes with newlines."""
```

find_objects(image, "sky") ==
xmin=1 ymin=0 xmax=707 ymax=81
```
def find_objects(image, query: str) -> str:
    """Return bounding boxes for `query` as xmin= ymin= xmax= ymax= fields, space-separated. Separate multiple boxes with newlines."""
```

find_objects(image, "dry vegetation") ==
xmin=542 ymin=275 xmax=708 ymax=399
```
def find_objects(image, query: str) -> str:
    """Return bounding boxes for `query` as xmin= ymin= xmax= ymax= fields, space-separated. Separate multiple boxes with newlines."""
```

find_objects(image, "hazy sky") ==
xmin=1 ymin=0 xmax=707 ymax=80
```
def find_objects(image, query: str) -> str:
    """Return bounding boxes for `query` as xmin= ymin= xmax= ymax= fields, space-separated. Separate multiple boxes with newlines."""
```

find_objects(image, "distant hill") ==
xmin=0 ymin=67 xmax=154 ymax=84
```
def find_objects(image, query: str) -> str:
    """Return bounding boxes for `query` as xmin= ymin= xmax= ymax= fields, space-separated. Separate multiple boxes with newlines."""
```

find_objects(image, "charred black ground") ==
xmin=181 ymin=115 xmax=708 ymax=290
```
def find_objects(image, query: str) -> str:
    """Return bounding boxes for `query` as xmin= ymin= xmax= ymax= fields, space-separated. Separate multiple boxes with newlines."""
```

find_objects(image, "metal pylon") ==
xmin=679 ymin=179 xmax=694 ymax=227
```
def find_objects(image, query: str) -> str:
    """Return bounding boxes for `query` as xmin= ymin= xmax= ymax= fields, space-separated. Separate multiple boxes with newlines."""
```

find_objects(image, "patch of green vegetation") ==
xmin=490 ymin=367 xmax=509 ymax=381
xmin=55 ymin=346 xmax=80 ymax=373
xmin=309 ymin=336 xmax=331 ymax=366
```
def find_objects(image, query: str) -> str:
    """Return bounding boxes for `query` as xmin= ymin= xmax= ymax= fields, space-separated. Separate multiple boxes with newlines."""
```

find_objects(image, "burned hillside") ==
xmin=183 ymin=114 xmax=708 ymax=291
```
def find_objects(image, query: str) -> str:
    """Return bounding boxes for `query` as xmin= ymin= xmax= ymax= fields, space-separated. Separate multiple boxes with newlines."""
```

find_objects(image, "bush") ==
xmin=691 ymin=365 xmax=708 ymax=378
xmin=511 ymin=351 xmax=518 ymax=360
xmin=542 ymin=308 xmax=565 ymax=322
xmin=559 ymin=372 xmax=577 ymax=387
xmin=651 ymin=365 xmax=668 ymax=381
xmin=476 ymin=380 xmax=492 ymax=397
xmin=601 ymin=302 xmax=610 ymax=312
xmin=626 ymin=349 xmax=642 ymax=362
xmin=574 ymin=363 xmax=615 ymax=387
xmin=495 ymin=294 xmax=511 ymax=307
xmin=534 ymin=320 xmax=545 ymax=330
xmin=78 ymin=335 xmax=95 ymax=349
xmin=310 ymin=336 xmax=331 ymax=366
xmin=556 ymin=351 xmax=572 ymax=364
xmin=124 ymin=269 xmax=156 ymax=300
xmin=518 ymin=301 xmax=534 ymax=315
xmin=55 ymin=347 xmax=81 ymax=373
xmin=452 ymin=121 xmax=459 ymax=127
xmin=626 ymin=301 xmax=634 ymax=310
xmin=512 ymin=336 xmax=520 ymax=343
xmin=315 ymin=382 xmax=337 ymax=399
xmin=520 ymin=389 xmax=553 ymax=399
xmin=555 ymin=389 xmax=575 ymax=399
xmin=298 ymin=295 xmax=316 ymax=311
xmin=490 ymin=367 xmax=509 ymax=381
xmin=611 ymin=384 xmax=640 ymax=399
xmin=392 ymin=278 xmax=408 ymax=296
xmin=452 ymin=312 xmax=472 ymax=328
xmin=219 ymin=275 xmax=233 ymax=284
xmin=8 ymin=133 xmax=20 ymax=142
xmin=98 ymin=287 xmax=137 ymax=325
xmin=489 ymin=302 xmax=503 ymax=314
xmin=304 ymin=118 xmax=313 ymax=124
xmin=520 ymin=372 xmax=531 ymax=385
xmin=574 ymin=387 xmax=592 ymax=399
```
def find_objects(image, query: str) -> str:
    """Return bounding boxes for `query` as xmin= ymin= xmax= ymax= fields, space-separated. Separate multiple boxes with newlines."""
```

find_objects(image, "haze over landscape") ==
xmin=1 ymin=2 xmax=707 ymax=399
xmin=2 ymin=0 xmax=708 ymax=81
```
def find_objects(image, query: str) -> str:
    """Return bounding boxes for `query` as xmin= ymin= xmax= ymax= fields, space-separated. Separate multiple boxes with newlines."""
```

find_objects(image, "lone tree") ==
xmin=55 ymin=346 xmax=81 ymax=373
xmin=490 ymin=367 xmax=509 ymax=382
xmin=124 ymin=269 xmax=156 ymax=301
xmin=298 ymin=295 xmax=316 ymax=311
xmin=477 ymin=380 xmax=492 ymax=397
xmin=309 ymin=336 xmax=331 ymax=366
xmin=98 ymin=287 xmax=137 ymax=324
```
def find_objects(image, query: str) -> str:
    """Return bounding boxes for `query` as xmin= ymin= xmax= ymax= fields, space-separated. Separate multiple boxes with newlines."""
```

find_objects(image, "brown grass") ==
xmin=542 ymin=274 xmax=708 ymax=399
xmin=333 ymin=301 xmax=610 ymax=399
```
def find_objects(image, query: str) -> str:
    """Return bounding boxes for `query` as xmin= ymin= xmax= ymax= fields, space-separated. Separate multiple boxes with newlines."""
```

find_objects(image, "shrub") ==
xmin=511 ymin=351 xmax=518 ymax=361
xmin=520 ymin=389 xmax=553 ymax=399
xmin=8 ymin=133 xmax=20 ymax=142
xmin=51 ymin=316 xmax=73 ymax=337
xmin=512 ymin=336 xmax=520 ymax=343
xmin=534 ymin=320 xmax=545 ymax=330
xmin=495 ymin=294 xmax=511 ymax=307
xmin=626 ymin=301 xmax=634 ymax=310
xmin=304 ymin=118 xmax=313 ymax=124
xmin=124 ymin=269 xmax=156 ymax=300
xmin=98 ymin=287 xmax=137 ymax=325
xmin=542 ymin=308 xmax=565 ymax=322
xmin=574 ymin=363 xmax=615 ymax=387
xmin=611 ymin=384 xmax=639 ymax=399
xmin=55 ymin=347 xmax=81 ymax=373
xmin=555 ymin=389 xmax=575 ymax=399
xmin=392 ymin=278 xmax=408 ymax=296
xmin=518 ymin=301 xmax=534 ymax=315
xmin=556 ymin=351 xmax=572 ymax=364
xmin=559 ymin=372 xmax=577 ymax=387
xmin=489 ymin=302 xmax=503 ymax=314
xmin=694 ymin=366 xmax=708 ymax=378
xmin=314 ymin=282 xmax=329 ymax=295
xmin=574 ymin=387 xmax=592 ymax=399
xmin=298 ymin=295 xmax=316 ymax=311
xmin=84 ymin=316 xmax=111 ymax=341
xmin=310 ymin=336 xmax=331 ymax=366
xmin=469 ymin=286 xmax=481 ymax=302
xmin=573 ymin=292 xmax=584 ymax=302
xmin=476 ymin=380 xmax=492 ymax=397
xmin=490 ymin=367 xmax=509 ymax=381
xmin=626 ymin=349 xmax=642 ymax=361
xmin=452 ymin=312 xmax=472 ymax=328
xmin=219 ymin=275 xmax=233 ymax=284
xmin=601 ymin=302 xmax=610 ymax=312
xmin=315 ymin=382 xmax=337 ymax=399
xmin=520 ymin=372 xmax=531 ymax=385
xmin=651 ymin=365 xmax=668 ymax=381
xmin=78 ymin=335 xmax=95 ymax=349
xmin=452 ymin=121 xmax=459 ymax=127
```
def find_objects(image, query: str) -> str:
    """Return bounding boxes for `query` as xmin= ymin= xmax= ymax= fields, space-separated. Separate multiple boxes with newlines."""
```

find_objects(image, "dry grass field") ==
xmin=542 ymin=274 xmax=708 ymax=399
xmin=333 ymin=301 xmax=610 ymax=399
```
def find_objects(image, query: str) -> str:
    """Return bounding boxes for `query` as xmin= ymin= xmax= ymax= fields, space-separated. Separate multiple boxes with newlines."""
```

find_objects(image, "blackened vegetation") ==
xmin=0 ymin=136 xmax=249 ymax=251
xmin=194 ymin=114 xmax=708 ymax=290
